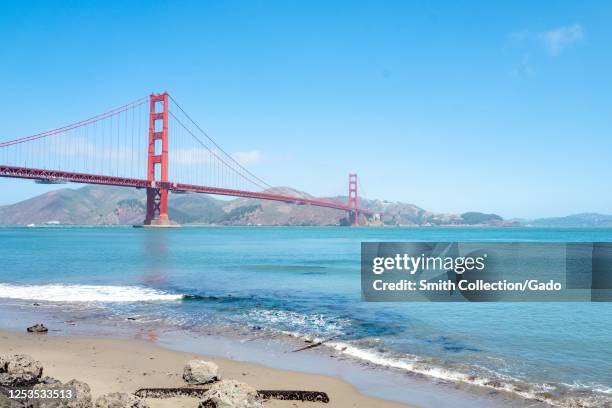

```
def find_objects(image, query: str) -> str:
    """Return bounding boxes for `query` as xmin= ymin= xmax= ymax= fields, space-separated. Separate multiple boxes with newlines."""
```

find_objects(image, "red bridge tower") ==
xmin=348 ymin=173 xmax=359 ymax=226
xmin=144 ymin=92 xmax=170 ymax=226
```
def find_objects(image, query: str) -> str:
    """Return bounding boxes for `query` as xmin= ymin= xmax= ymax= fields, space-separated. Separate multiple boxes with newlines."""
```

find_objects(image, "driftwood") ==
xmin=291 ymin=336 xmax=338 ymax=352
xmin=134 ymin=387 xmax=329 ymax=403
xmin=260 ymin=390 xmax=329 ymax=402
xmin=135 ymin=388 xmax=209 ymax=398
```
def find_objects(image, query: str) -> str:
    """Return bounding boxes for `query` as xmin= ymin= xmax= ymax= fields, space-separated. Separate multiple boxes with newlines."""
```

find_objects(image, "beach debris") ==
xmin=135 ymin=387 xmax=210 ymax=398
xmin=199 ymin=380 xmax=262 ymax=408
xmin=26 ymin=324 xmax=49 ymax=333
xmin=291 ymin=336 xmax=338 ymax=353
xmin=259 ymin=390 xmax=329 ymax=403
xmin=95 ymin=392 xmax=148 ymax=408
xmin=135 ymin=387 xmax=329 ymax=403
xmin=183 ymin=359 xmax=220 ymax=385
xmin=0 ymin=354 xmax=43 ymax=386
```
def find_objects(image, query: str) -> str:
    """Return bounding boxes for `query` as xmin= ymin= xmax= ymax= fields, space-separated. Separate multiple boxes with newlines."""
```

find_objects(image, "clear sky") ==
xmin=1 ymin=1 xmax=611 ymax=218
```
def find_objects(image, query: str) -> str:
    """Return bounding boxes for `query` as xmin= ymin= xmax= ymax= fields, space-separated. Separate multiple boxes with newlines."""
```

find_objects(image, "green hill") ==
xmin=0 ymin=184 xmax=515 ymax=226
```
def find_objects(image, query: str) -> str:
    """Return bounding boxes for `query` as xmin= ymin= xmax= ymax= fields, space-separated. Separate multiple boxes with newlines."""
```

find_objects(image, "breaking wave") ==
xmin=0 ymin=282 xmax=183 ymax=302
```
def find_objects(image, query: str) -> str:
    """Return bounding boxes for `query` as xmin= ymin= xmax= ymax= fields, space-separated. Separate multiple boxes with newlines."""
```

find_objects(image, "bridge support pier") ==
xmin=143 ymin=92 xmax=171 ymax=227
xmin=144 ymin=187 xmax=169 ymax=226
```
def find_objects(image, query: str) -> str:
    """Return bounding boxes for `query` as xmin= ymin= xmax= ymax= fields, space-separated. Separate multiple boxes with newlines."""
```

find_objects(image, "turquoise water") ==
xmin=1 ymin=227 xmax=611 ymax=407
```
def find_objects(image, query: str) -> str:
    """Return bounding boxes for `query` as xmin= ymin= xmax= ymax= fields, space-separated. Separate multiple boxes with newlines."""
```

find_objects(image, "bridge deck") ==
xmin=0 ymin=165 xmax=372 ymax=215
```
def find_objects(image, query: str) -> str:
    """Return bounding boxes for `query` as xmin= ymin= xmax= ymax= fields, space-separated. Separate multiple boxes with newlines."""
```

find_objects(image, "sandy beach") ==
xmin=0 ymin=330 xmax=411 ymax=408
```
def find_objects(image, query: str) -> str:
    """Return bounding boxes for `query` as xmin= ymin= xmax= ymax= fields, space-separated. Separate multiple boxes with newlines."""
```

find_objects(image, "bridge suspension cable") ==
xmin=0 ymin=92 xmax=371 ymax=225
xmin=0 ymin=97 xmax=149 ymax=148
xmin=0 ymin=94 xmax=274 ymax=193
xmin=0 ymin=97 xmax=150 ymax=180
xmin=168 ymin=95 xmax=272 ymax=190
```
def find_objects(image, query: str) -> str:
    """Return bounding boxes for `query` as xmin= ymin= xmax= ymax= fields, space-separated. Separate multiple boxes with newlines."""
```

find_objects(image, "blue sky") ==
xmin=1 ymin=1 xmax=611 ymax=218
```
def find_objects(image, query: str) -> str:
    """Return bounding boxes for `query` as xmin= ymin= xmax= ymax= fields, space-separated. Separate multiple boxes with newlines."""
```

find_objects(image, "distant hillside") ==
xmin=0 ymin=186 xmax=144 ymax=225
xmin=0 ymin=184 xmax=514 ymax=226
xmin=529 ymin=213 xmax=612 ymax=228
xmin=220 ymin=187 xmax=352 ymax=226
xmin=0 ymin=185 xmax=223 ymax=225
xmin=361 ymin=200 xmax=509 ymax=227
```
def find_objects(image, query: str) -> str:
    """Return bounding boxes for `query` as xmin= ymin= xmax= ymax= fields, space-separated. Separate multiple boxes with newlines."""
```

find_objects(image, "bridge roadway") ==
xmin=0 ymin=165 xmax=372 ymax=216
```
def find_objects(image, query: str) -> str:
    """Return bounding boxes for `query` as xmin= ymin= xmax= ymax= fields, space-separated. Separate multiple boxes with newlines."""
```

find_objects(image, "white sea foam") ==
xmin=246 ymin=309 xmax=348 ymax=335
xmin=245 ymin=309 xmax=538 ymax=401
xmin=319 ymin=340 xmax=612 ymax=407
xmin=242 ymin=307 xmax=610 ymax=406
xmin=0 ymin=282 xmax=183 ymax=302
xmin=325 ymin=340 xmax=559 ymax=403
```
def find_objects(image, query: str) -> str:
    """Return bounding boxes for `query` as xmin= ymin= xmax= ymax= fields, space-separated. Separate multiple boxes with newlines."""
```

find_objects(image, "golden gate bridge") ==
xmin=0 ymin=92 xmax=372 ymax=226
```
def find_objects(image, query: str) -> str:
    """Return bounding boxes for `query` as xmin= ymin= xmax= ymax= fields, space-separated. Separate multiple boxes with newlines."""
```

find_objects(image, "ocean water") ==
xmin=1 ymin=226 xmax=611 ymax=407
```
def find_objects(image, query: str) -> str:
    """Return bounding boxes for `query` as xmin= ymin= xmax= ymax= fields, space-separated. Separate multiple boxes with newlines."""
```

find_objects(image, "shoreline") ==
xmin=0 ymin=302 xmax=538 ymax=408
xmin=0 ymin=301 xmax=550 ymax=408
xmin=0 ymin=329 xmax=411 ymax=408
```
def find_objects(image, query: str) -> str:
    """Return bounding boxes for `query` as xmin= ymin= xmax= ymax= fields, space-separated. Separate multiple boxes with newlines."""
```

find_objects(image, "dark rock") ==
xmin=26 ymin=324 xmax=48 ymax=334
xmin=0 ymin=355 xmax=7 ymax=372
xmin=484 ymin=380 xmax=503 ymax=388
xmin=37 ymin=376 xmax=62 ymax=387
